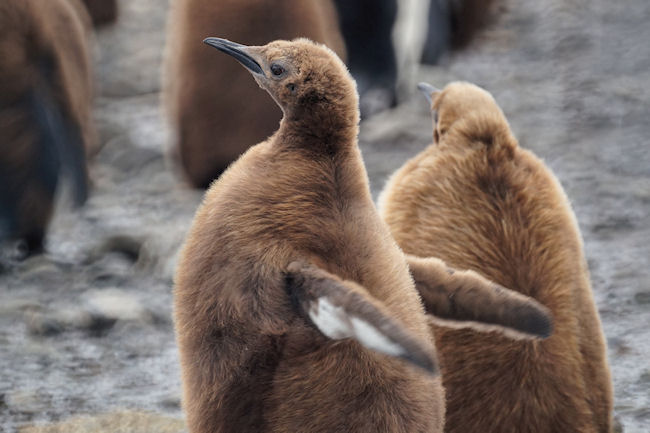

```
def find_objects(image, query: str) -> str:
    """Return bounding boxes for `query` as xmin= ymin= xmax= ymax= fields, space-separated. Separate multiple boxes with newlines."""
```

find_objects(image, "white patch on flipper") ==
xmin=308 ymin=297 xmax=407 ymax=358
xmin=350 ymin=317 xmax=406 ymax=357
xmin=308 ymin=297 xmax=353 ymax=340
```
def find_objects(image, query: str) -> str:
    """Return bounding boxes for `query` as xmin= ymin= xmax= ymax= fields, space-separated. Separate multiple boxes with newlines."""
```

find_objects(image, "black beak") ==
xmin=203 ymin=37 xmax=264 ymax=76
xmin=417 ymin=82 xmax=440 ymax=105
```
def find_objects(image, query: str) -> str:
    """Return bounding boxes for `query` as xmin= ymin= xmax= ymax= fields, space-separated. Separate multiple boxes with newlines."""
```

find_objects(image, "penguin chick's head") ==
xmin=203 ymin=37 xmax=359 ymax=124
xmin=418 ymin=81 xmax=505 ymax=143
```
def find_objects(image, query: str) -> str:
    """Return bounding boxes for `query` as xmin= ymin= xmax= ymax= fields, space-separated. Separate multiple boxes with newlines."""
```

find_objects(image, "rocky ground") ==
xmin=1 ymin=0 xmax=648 ymax=432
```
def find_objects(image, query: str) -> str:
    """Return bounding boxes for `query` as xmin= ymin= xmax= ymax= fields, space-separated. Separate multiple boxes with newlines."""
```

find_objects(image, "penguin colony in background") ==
xmin=0 ymin=0 xmax=96 ymax=254
xmin=163 ymin=0 xmax=346 ymax=189
xmin=379 ymin=81 xmax=613 ymax=432
xmin=164 ymin=0 xmax=501 ymax=189
xmin=174 ymin=37 xmax=552 ymax=433
xmin=332 ymin=0 xmax=399 ymax=117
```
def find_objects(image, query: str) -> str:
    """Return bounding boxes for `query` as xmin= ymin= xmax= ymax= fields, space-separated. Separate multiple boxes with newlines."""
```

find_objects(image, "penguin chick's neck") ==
xmin=278 ymin=80 xmax=360 ymax=155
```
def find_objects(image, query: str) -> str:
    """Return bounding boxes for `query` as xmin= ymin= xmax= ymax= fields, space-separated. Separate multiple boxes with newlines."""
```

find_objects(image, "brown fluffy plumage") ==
xmin=0 ymin=0 xmax=95 ymax=253
xmin=174 ymin=38 xmax=444 ymax=433
xmin=163 ymin=0 xmax=346 ymax=188
xmin=379 ymin=81 xmax=614 ymax=433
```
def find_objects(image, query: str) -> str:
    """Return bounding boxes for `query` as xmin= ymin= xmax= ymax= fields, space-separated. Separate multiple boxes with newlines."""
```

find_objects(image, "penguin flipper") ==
xmin=286 ymin=260 xmax=438 ymax=375
xmin=406 ymin=254 xmax=554 ymax=340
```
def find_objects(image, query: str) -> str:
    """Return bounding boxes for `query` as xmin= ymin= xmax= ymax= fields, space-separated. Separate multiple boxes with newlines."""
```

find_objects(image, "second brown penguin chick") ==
xmin=380 ymin=81 xmax=612 ymax=433
xmin=175 ymin=39 xmax=552 ymax=433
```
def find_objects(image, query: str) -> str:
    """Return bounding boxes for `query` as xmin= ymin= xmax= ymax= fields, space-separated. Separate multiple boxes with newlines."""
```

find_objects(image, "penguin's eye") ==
xmin=270 ymin=64 xmax=285 ymax=76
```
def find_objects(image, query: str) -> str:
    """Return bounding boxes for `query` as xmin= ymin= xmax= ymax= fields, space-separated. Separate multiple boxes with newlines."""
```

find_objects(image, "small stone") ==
xmin=159 ymin=393 xmax=182 ymax=410
xmin=19 ymin=256 xmax=62 ymax=281
xmin=607 ymin=337 xmax=632 ymax=356
xmin=639 ymin=370 xmax=650 ymax=383
xmin=634 ymin=292 xmax=650 ymax=305
xmin=25 ymin=311 xmax=64 ymax=337
xmin=57 ymin=308 xmax=118 ymax=335
xmin=0 ymin=299 xmax=42 ymax=316
xmin=5 ymin=390 xmax=49 ymax=414
xmin=84 ymin=289 xmax=153 ymax=323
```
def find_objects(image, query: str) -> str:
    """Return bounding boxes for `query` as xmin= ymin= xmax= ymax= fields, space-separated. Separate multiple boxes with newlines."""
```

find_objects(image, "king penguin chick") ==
xmin=175 ymin=40 xmax=553 ymax=433
xmin=174 ymin=37 xmax=442 ymax=433
xmin=379 ymin=81 xmax=613 ymax=433
xmin=163 ymin=0 xmax=345 ymax=189
xmin=0 ymin=0 xmax=96 ymax=255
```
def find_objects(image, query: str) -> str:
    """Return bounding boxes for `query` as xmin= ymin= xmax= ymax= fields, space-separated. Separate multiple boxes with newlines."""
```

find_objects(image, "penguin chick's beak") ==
xmin=203 ymin=37 xmax=264 ymax=76
xmin=417 ymin=82 xmax=440 ymax=105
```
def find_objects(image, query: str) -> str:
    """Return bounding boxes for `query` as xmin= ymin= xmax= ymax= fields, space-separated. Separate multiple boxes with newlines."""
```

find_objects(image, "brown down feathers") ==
xmin=175 ymin=38 xmax=558 ymax=432
xmin=0 ymin=0 xmax=95 ymax=252
xmin=174 ymin=38 xmax=444 ymax=433
xmin=379 ymin=81 xmax=614 ymax=433
xmin=163 ymin=0 xmax=346 ymax=188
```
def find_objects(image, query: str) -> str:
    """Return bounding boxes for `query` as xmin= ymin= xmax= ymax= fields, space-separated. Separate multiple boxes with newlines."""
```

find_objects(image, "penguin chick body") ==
xmin=0 ymin=0 xmax=95 ymax=254
xmin=380 ymin=81 xmax=614 ymax=433
xmin=174 ymin=37 xmax=444 ymax=433
xmin=163 ymin=0 xmax=345 ymax=188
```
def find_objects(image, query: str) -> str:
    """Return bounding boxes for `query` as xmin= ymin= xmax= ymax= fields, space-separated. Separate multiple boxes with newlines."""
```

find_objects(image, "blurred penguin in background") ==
xmin=394 ymin=0 xmax=499 ymax=97
xmin=0 ymin=0 xmax=96 ymax=256
xmin=163 ymin=0 xmax=346 ymax=189
xmin=332 ymin=0 xmax=399 ymax=117
xmin=81 ymin=0 xmax=118 ymax=27
xmin=421 ymin=0 xmax=498 ymax=64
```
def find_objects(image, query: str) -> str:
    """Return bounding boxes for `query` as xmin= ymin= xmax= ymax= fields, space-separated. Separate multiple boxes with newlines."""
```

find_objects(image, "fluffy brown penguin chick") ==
xmin=174 ymin=39 xmax=553 ymax=433
xmin=163 ymin=0 xmax=345 ymax=189
xmin=380 ymin=81 xmax=613 ymax=433
xmin=0 ymin=0 xmax=95 ymax=255
xmin=174 ymin=37 xmax=443 ymax=433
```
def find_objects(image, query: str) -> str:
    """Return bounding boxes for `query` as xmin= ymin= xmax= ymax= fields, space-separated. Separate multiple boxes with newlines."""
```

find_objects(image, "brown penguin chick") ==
xmin=80 ymin=0 xmax=118 ymax=27
xmin=0 ymin=0 xmax=96 ymax=254
xmin=379 ymin=81 xmax=614 ymax=433
xmin=174 ymin=38 xmax=553 ymax=433
xmin=163 ymin=0 xmax=346 ymax=188
xmin=174 ymin=37 xmax=442 ymax=433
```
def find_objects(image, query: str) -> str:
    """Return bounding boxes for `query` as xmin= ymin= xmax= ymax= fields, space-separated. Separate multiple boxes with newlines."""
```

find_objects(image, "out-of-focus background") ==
xmin=0 ymin=0 xmax=648 ymax=431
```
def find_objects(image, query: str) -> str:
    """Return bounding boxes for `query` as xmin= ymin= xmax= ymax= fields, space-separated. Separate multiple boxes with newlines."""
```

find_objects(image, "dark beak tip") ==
xmin=201 ymin=37 xmax=264 ymax=76
xmin=203 ymin=37 xmax=226 ymax=48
